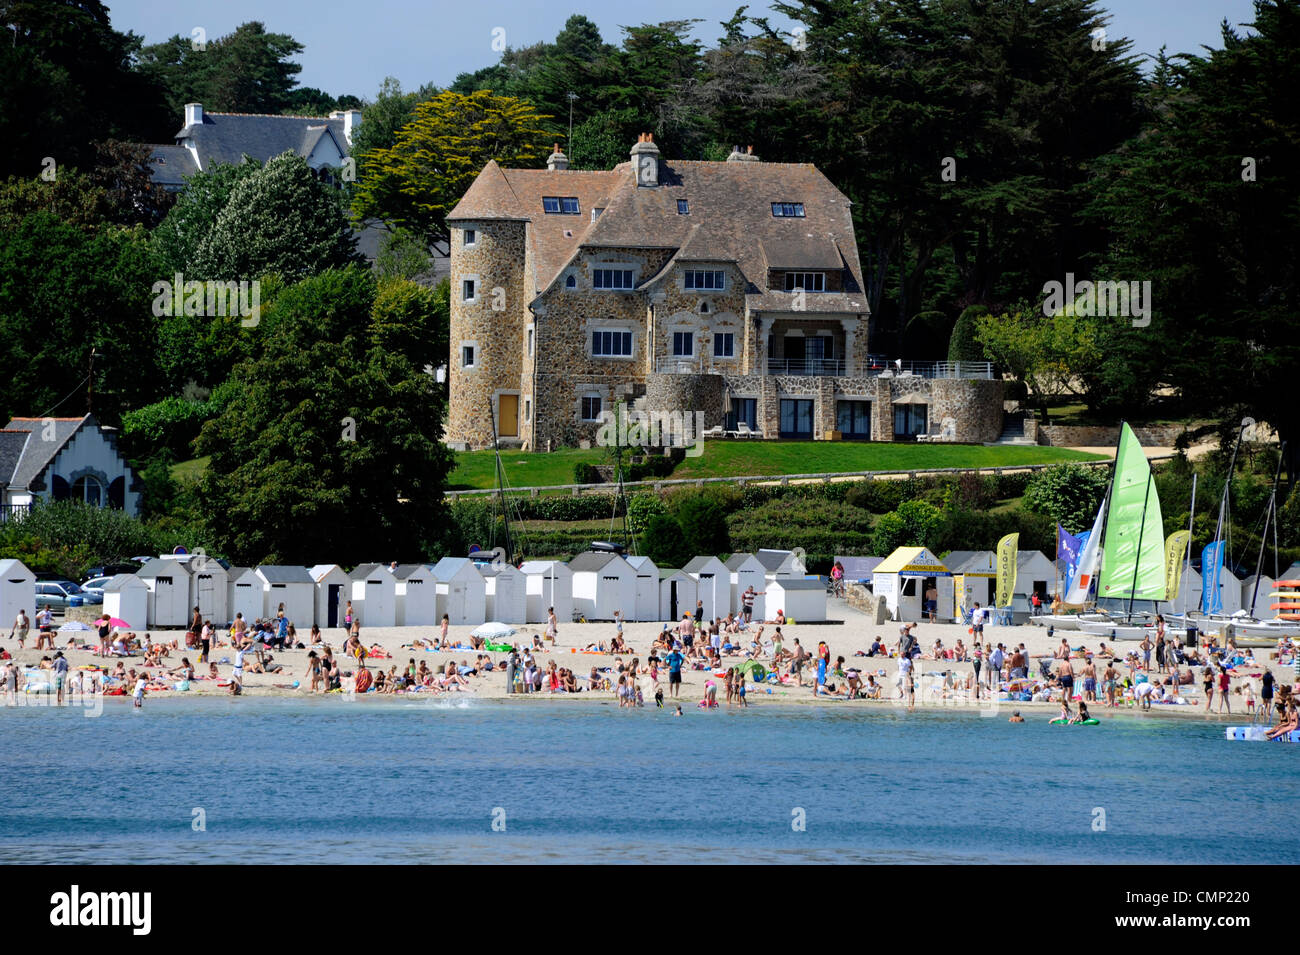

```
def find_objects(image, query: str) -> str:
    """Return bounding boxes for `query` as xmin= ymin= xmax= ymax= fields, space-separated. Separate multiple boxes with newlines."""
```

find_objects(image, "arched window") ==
xmin=565 ymin=273 xmax=577 ymax=289
xmin=72 ymin=475 xmax=104 ymax=506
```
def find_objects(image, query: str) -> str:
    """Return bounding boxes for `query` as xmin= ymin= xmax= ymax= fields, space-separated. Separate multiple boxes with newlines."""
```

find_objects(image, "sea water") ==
xmin=0 ymin=698 xmax=1292 ymax=864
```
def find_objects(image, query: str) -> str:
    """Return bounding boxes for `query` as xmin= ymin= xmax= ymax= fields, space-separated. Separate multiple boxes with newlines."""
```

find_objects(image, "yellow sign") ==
xmin=1165 ymin=531 xmax=1191 ymax=601
xmin=996 ymin=533 xmax=1019 ymax=608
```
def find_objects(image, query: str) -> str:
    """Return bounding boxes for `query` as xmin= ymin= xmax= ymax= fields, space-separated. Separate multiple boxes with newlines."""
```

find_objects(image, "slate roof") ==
xmin=256 ymin=565 xmax=315 ymax=585
xmin=431 ymin=557 xmax=475 ymax=580
xmin=146 ymin=144 xmax=199 ymax=188
xmin=448 ymin=152 xmax=867 ymax=315
xmin=349 ymin=562 xmax=395 ymax=580
xmin=2 ymin=416 xmax=87 ymax=490
xmin=769 ymin=578 xmax=823 ymax=591
xmin=755 ymin=549 xmax=796 ymax=571
xmin=392 ymin=564 xmax=432 ymax=580
xmin=137 ymin=559 xmax=190 ymax=579
xmin=944 ymin=551 xmax=996 ymax=574
xmin=568 ymin=552 xmax=628 ymax=573
xmin=102 ymin=573 xmax=144 ymax=592
xmin=626 ymin=555 xmax=657 ymax=573
xmin=173 ymin=112 xmax=350 ymax=170
xmin=724 ymin=553 xmax=759 ymax=571
xmin=683 ymin=555 xmax=724 ymax=574
xmin=0 ymin=430 xmax=31 ymax=489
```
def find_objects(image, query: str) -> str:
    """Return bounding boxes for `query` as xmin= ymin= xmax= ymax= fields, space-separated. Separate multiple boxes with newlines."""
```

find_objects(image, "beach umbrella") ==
xmin=57 ymin=621 xmax=95 ymax=633
xmin=107 ymin=617 xmax=132 ymax=629
xmin=471 ymin=621 xmax=516 ymax=639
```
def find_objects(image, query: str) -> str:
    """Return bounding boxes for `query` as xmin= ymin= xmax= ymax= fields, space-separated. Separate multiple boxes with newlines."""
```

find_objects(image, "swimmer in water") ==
xmin=1008 ymin=710 xmax=1025 ymax=723
xmin=674 ymin=705 xmax=683 ymax=717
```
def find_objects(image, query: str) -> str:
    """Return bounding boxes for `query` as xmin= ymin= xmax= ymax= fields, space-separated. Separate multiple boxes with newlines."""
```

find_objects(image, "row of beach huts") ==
xmin=0 ymin=549 xmax=826 ymax=631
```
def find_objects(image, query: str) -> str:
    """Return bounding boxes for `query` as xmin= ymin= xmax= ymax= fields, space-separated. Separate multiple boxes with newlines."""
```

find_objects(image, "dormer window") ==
xmin=785 ymin=272 xmax=825 ymax=292
xmin=772 ymin=202 xmax=806 ymax=217
xmin=685 ymin=269 xmax=725 ymax=291
xmin=677 ymin=199 xmax=689 ymax=215
xmin=543 ymin=196 xmax=580 ymax=214
xmin=593 ymin=268 xmax=635 ymax=290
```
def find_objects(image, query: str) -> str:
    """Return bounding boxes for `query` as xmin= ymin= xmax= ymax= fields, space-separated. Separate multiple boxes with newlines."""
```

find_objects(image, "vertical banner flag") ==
xmin=1201 ymin=540 xmax=1225 ymax=614
xmin=996 ymin=533 xmax=1019 ymax=609
xmin=1065 ymin=500 xmax=1107 ymax=605
xmin=1057 ymin=524 xmax=1083 ymax=595
xmin=1164 ymin=531 xmax=1191 ymax=603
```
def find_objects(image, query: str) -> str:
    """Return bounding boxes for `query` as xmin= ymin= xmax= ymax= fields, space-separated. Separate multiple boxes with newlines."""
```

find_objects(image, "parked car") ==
xmin=34 ymin=580 xmax=100 ymax=611
xmin=84 ymin=561 xmax=148 ymax=579
xmin=80 ymin=576 xmax=114 ymax=598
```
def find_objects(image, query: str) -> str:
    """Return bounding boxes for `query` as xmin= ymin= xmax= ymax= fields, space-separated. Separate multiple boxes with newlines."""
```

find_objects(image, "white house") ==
xmin=227 ymin=567 xmax=263 ymax=628
xmin=725 ymin=553 xmax=767 ymax=621
xmin=432 ymin=557 xmax=487 ymax=626
xmin=521 ymin=560 xmax=574 ymax=624
xmin=101 ymin=573 xmax=148 ymax=631
xmin=1012 ymin=550 xmax=1057 ymax=616
xmin=0 ymin=558 xmax=35 ymax=630
xmin=684 ymin=555 xmax=730 ymax=622
xmin=138 ymin=558 xmax=191 ymax=628
xmin=659 ymin=568 xmax=698 ymax=623
xmin=756 ymin=548 xmax=806 ymax=580
xmin=309 ymin=564 xmax=350 ymax=629
xmin=872 ymin=547 xmax=954 ymax=622
xmin=349 ymin=564 xmax=398 ymax=627
xmin=256 ymin=565 xmax=316 ymax=628
xmin=394 ymin=564 xmax=438 ymax=626
xmin=945 ymin=550 xmax=996 ymax=618
xmin=189 ymin=560 xmax=228 ymax=627
xmin=569 ymin=552 xmax=636 ymax=622
xmin=0 ymin=414 xmax=142 ymax=515
xmin=764 ymin=578 xmax=827 ymax=622
xmin=625 ymin=555 xmax=661 ymax=622
xmin=481 ymin=563 xmax=527 ymax=624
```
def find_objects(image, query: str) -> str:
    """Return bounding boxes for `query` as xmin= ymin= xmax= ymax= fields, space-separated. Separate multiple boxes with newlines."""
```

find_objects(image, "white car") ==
xmin=80 ymin=576 xmax=113 ymax=598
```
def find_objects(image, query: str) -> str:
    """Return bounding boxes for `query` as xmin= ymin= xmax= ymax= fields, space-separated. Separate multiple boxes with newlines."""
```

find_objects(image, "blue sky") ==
xmin=106 ymin=0 xmax=1261 ymax=101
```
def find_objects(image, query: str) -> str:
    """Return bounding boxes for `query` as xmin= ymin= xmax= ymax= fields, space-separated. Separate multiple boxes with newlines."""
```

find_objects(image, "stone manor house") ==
xmin=444 ymin=135 xmax=1002 ymax=451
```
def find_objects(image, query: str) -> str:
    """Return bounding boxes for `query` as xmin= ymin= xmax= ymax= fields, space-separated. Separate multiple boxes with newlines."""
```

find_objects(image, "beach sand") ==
xmin=9 ymin=600 xmax=1294 ymax=721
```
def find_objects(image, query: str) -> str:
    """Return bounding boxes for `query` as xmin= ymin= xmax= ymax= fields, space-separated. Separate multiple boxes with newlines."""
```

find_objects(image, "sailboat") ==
xmin=1224 ymin=440 xmax=1300 ymax=644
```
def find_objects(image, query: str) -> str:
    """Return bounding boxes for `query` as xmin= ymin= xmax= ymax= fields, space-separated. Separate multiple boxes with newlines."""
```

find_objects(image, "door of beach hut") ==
xmin=684 ymin=556 xmax=730 ymax=622
xmin=0 ymin=558 xmax=35 ymax=629
xmin=626 ymin=556 xmax=660 ymax=621
xmin=190 ymin=562 xmax=228 ymax=627
xmin=309 ymin=565 xmax=350 ymax=628
xmin=521 ymin=561 xmax=574 ymax=624
xmin=349 ymin=564 xmax=398 ymax=628
xmin=395 ymin=565 xmax=438 ymax=626
xmin=140 ymin=559 xmax=191 ymax=628
xmin=482 ymin=564 xmax=526 ymax=624
xmin=433 ymin=558 xmax=487 ymax=626
xmin=228 ymin=568 xmax=263 ymax=628
xmin=102 ymin=574 xmax=148 ymax=631
xmin=660 ymin=570 xmax=697 ymax=623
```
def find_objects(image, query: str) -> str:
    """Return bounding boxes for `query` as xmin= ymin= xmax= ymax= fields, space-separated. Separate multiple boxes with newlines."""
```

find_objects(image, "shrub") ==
xmin=871 ymin=499 xmax=945 ymax=554
xmin=626 ymin=494 xmax=667 ymax=535
xmin=1021 ymin=463 xmax=1109 ymax=533
xmin=572 ymin=463 xmax=600 ymax=485
xmin=674 ymin=495 xmax=731 ymax=556
xmin=640 ymin=513 xmax=692 ymax=567
xmin=948 ymin=304 xmax=989 ymax=363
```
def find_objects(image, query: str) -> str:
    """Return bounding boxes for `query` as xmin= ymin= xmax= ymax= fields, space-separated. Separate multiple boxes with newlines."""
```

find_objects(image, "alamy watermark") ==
xmin=1042 ymin=272 xmax=1151 ymax=327
xmin=595 ymin=409 xmax=705 ymax=458
xmin=151 ymin=273 xmax=261 ymax=327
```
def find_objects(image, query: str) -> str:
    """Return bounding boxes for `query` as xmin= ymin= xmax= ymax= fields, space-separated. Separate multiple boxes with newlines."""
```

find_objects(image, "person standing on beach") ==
xmin=3 ymin=659 xmax=17 ymax=706
xmin=1203 ymin=666 xmax=1215 ymax=715
xmin=132 ymin=671 xmax=146 ymax=709
xmin=814 ymin=652 xmax=827 ymax=696
xmin=970 ymin=603 xmax=986 ymax=643
xmin=546 ymin=608 xmax=557 ymax=643
xmin=1139 ymin=634 xmax=1153 ymax=671
xmin=665 ymin=645 xmax=684 ymax=698
xmin=742 ymin=587 xmax=755 ymax=624
xmin=971 ymin=642 xmax=982 ymax=699
xmin=53 ymin=651 xmax=68 ymax=705
xmin=899 ymin=655 xmax=915 ymax=711
xmin=694 ymin=599 xmax=704 ymax=629
xmin=1261 ymin=669 xmax=1275 ymax=724
xmin=9 ymin=609 xmax=28 ymax=649
xmin=790 ymin=639 xmax=808 ymax=687
xmin=1217 ymin=668 xmax=1231 ymax=714
xmin=505 ymin=649 xmax=519 ymax=694
xmin=35 ymin=605 xmax=54 ymax=650
xmin=1081 ymin=658 xmax=1097 ymax=703
xmin=988 ymin=643 xmax=1005 ymax=691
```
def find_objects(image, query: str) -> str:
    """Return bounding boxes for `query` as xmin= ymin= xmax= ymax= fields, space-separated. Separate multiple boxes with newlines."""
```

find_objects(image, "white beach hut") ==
xmin=569 ymin=552 xmax=636 ymax=622
xmin=756 ymin=548 xmax=806 ymax=580
xmin=309 ymin=564 xmax=350 ymax=629
xmin=871 ymin=547 xmax=954 ymax=622
xmin=188 ymin=561 xmax=228 ymax=628
xmin=684 ymin=555 xmax=730 ymax=622
xmin=394 ymin=564 xmax=438 ymax=626
xmin=625 ymin=555 xmax=661 ymax=621
xmin=138 ymin=557 xmax=191 ymax=628
xmin=945 ymin=550 xmax=996 ymax=619
xmin=256 ymin=565 xmax=315 ymax=628
xmin=227 ymin=567 xmax=263 ymax=628
xmin=521 ymin=560 xmax=574 ymax=624
xmin=725 ymin=553 xmax=767 ymax=620
xmin=764 ymin=577 xmax=828 ymax=622
xmin=101 ymin=573 xmax=148 ymax=631
xmin=659 ymin=568 xmax=698 ymax=623
xmin=1012 ymin=550 xmax=1057 ymax=617
xmin=1240 ymin=574 xmax=1276 ymax=617
xmin=432 ymin=557 xmax=487 ymax=626
xmin=480 ymin=563 xmax=527 ymax=625
xmin=0 ymin=558 xmax=35 ymax=629
xmin=349 ymin=563 xmax=398 ymax=628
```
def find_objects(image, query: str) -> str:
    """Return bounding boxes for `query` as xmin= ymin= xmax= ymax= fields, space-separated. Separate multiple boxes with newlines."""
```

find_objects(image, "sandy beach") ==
xmin=8 ymin=599 xmax=1294 ymax=722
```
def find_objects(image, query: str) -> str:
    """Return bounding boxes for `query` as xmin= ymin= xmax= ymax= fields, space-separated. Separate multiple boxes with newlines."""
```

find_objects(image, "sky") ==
xmin=104 ymin=0 xmax=1262 ymax=102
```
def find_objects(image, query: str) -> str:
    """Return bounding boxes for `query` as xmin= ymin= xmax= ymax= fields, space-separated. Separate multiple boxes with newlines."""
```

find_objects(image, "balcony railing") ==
xmin=656 ymin=357 xmax=996 ymax=380
xmin=768 ymin=357 xmax=846 ymax=376
xmin=864 ymin=360 xmax=994 ymax=380
xmin=0 ymin=504 xmax=31 ymax=524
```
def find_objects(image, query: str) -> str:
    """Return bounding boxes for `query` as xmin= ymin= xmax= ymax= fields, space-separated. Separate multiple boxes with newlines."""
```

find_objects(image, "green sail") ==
xmin=1098 ymin=423 xmax=1167 ymax=600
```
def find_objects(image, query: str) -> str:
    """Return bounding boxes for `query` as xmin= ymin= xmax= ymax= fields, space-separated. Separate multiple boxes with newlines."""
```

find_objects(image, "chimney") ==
xmin=547 ymin=143 xmax=569 ymax=171
xmin=726 ymin=144 xmax=760 ymax=163
xmin=630 ymin=132 xmax=660 ymax=187
xmin=330 ymin=109 xmax=362 ymax=146
xmin=184 ymin=103 xmax=204 ymax=127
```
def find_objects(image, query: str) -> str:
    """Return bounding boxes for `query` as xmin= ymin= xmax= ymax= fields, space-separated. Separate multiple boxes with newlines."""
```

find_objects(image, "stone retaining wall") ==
xmin=1038 ymin=423 xmax=1184 ymax=447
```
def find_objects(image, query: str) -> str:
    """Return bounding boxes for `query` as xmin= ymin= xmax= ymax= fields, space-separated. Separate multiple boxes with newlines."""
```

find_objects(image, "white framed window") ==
xmin=672 ymin=331 xmax=694 ymax=357
xmin=713 ymin=332 xmax=735 ymax=358
xmin=464 ymin=228 xmax=477 ymax=247
xmin=592 ymin=329 xmax=634 ymax=357
xmin=580 ymin=394 xmax=602 ymax=421
xmin=72 ymin=476 xmax=104 ymax=507
xmin=461 ymin=343 xmax=477 ymax=369
xmin=543 ymin=196 xmax=580 ymax=214
xmin=772 ymin=202 xmax=805 ymax=217
xmin=593 ymin=268 xmax=635 ymax=290
xmin=784 ymin=271 xmax=825 ymax=292
xmin=462 ymin=276 xmax=479 ymax=302
xmin=684 ymin=269 xmax=725 ymax=291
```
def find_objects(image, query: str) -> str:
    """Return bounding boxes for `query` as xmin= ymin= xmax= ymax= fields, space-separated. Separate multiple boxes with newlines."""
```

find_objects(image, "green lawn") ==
xmin=449 ymin=441 xmax=1103 ymax=490
xmin=170 ymin=456 xmax=211 ymax=485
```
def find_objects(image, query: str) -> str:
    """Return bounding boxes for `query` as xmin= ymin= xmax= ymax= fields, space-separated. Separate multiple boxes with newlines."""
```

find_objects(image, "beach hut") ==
xmin=480 ymin=563 xmax=527 ymax=625
xmin=432 ymin=557 xmax=487 ymax=626
xmin=256 ymin=565 xmax=315 ymax=628
xmin=871 ymin=547 xmax=954 ymax=622
xmin=659 ymin=568 xmax=698 ymax=622
xmin=521 ymin=560 xmax=574 ymax=624
xmin=349 ymin=563 xmax=398 ymax=628
xmin=0 ymin=558 xmax=35 ymax=629
xmin=756 ymin=548 xmax=806 ymax=579
xmin=725 ymin=553 xmax=768 ymax=620
xmin=138 ymin=557 xmax=191 ymax=628
xmin=101 ymin=573 xmax=148 ymax=631
xmin=569 ymin=552 xmax=636 ymax=622
xmin=684 ymin=555 xmax=730 ymax=622
xmin=944 ymin=550 xmax=995 ymax=619
xmin=394 ymin=564 xmax=438 ymax=626
xmin=227 ymin=567 xmax=263 ymax=628
xmin=1012 ymin=550 xmax=1057 ymax=617
xmin=764 ymin=577 xmax=827 ymax=622
xmin=309 ymin=564 xmax=350 ymax=628
xmin=1240 ymin=574 xmax=1276 ymax=617
xmin=1198 ymin=564 xmax=1243 ymax=616
xmin=189 ymin=561 xmax=228 ymax=629
xmin=625 ymin=555 xmax=661 ymax=621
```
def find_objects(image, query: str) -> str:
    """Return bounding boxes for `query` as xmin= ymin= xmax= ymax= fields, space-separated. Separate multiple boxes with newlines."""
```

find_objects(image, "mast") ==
xmin=1179 ymin=473 xmax=1197 ymax=618
xmin=1250 ymin=441 xmax=1286 ymax=617
xmin=1126 ymin=469 xmax=1154 ymax=622
xmin=1092 ymin=423 xmax=1127 ymax=612
xmin=1205 ymin=421 xmax=1246 ymax=613
xmin=487 ymin=398 xmax=513 ymax=563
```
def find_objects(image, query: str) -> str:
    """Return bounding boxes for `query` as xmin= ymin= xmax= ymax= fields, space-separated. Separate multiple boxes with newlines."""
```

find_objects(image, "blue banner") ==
xmin=1201 ymin=541 xmax=1225 ymax=614
xmin=1058 ymin=525 xmax=1085 ymax=595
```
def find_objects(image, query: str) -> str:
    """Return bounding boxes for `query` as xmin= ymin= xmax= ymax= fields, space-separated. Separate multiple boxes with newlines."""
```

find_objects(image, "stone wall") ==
xmin=1038 ymin=423 xmax=1184 ymax=447
xmin=644 ymin=373 xmax=727 ymax=434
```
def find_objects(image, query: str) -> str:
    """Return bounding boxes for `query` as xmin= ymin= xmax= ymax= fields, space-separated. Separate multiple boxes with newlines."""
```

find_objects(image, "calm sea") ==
xmin=1 ymin=698 xmax=1292 ymax=864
